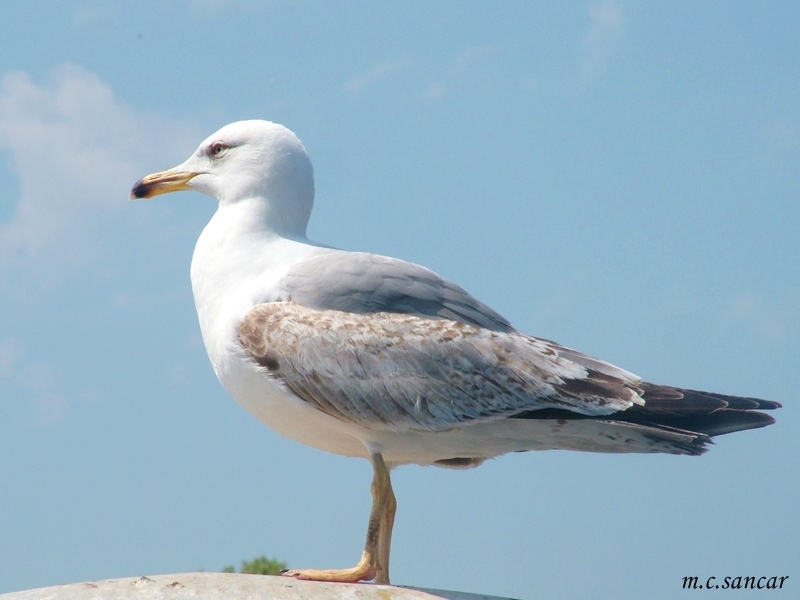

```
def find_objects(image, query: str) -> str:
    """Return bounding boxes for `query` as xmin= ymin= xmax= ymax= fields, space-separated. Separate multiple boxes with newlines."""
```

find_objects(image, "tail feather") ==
xmin=623 ymin=384 xmax=780 ymax=436
xmin=514 ymin=383 xmax=780 ymax=453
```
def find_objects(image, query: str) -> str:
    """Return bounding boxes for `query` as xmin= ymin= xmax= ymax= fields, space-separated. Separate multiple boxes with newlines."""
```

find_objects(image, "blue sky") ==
xmin=0 ymin=2 xmax=797 ymax=598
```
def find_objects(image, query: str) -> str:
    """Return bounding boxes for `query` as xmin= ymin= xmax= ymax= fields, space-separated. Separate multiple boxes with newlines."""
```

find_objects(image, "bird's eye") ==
xmin=209 ymin=142 xmax=228 ymax=157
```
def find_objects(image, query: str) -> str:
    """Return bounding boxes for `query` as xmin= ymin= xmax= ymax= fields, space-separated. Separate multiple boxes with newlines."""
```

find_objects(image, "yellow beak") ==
xmin=130 ymin=170 xmax=200 ymax=199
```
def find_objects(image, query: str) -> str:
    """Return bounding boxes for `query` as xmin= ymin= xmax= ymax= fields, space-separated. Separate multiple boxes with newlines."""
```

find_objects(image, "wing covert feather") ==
xmin=238 ymin=302 xmax=644 ymax=431
xmin=279 ymin=252 xmax=514 ymax=332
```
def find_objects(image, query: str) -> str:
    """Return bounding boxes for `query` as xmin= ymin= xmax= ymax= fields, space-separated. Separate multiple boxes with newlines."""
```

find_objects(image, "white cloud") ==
xmin=0 ymin=344 xmax=68 ymax=424
xmin=450 ymin=45 xmax=499 ymax=78
xmin=422 ymin=44 xmax=499 ymax=102
xmin=423 ymin=82 xmax=447 ymax=102
xmin=726 ymin=291 xmax=800 ymax=340
xmin=70 ymin=0 xmax=291 ymax=23
xmin=579 ymin=0 xmax=625 ymax=84
xmin=727 ymin=292 xmax=757 ymax=320
xmin=344 ymin=56 xmax=412 ymax=96
xmin=0 ymin=337 xmax=18 ymax=378
xmin=760 ymin=117 xmax=799 ymax=151
xmin=71 ymin=1 xmax=117 ymax=27
xmin=0 ymin=64 xmax=197 ymax=288
xmin=179 ymin=0 xmax=295 ymax=18
xmin=342 ymin=45 xmax=499 ymax=103
xmin=18 ymin=362 xmax=68 ymax=424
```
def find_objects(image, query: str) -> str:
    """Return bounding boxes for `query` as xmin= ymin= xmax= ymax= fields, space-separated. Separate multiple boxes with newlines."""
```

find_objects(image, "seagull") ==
xmin=131 ymin=120 xmax=780 ymax=585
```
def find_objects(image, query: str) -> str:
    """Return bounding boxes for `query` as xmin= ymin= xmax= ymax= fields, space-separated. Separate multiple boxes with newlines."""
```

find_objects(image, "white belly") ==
xmin=219 ymin=347 xmax=372 ymax=459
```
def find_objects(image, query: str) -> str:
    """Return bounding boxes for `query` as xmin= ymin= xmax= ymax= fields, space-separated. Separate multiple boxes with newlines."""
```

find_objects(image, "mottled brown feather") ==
xmin=237 ymin=301 xmax=645 ymax=432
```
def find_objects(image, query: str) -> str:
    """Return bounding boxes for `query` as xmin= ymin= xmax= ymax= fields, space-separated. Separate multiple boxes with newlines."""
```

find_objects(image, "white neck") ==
xmin=189 ymin=197 xmax=327 ymax=377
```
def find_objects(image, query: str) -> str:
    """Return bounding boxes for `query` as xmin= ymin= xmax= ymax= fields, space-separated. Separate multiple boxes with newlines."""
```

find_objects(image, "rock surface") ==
xmin=0 ymin=572 xmax=517 ymax=600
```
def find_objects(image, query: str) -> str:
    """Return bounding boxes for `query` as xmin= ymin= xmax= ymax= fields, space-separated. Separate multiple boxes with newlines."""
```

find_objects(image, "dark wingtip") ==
xmin=755 ymin=400 xmax=782 ymax=410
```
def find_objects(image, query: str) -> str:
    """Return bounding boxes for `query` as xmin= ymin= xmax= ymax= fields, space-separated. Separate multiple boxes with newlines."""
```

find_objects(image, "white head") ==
xmin=131 ymin=120 xmax=314 ymax=237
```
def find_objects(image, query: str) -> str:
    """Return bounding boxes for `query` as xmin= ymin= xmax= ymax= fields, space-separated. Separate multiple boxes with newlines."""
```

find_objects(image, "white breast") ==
xmin=189 ymin=200 xmax=366 ymax=457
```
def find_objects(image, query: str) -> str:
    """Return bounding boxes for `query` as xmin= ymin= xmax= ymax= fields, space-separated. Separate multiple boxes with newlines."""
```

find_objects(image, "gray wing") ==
xmin=238 ymin=302 xmax=645 ymax=432
xmin=278 ymin=251 xmax=513 ymax=332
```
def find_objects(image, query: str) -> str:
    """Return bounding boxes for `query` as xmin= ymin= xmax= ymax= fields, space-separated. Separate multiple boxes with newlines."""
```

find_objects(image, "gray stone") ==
xmin=0 ymin=573 xmax=518 ymax=600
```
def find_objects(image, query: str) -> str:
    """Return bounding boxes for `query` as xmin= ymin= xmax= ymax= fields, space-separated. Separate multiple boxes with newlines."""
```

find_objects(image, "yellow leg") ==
xmin=282 ymin=452 xmax=397 ymax=584
xmin=374 ymin=470 xmax=396 ymax=584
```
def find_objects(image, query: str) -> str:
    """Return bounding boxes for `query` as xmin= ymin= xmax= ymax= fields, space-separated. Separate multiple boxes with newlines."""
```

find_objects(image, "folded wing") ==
xmin=238 ymin=301 xmax=646 ymax=432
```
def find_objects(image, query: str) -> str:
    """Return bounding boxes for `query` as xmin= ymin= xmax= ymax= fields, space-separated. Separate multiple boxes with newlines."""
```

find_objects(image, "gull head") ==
xmin=130 ymin=120 xmax=314 ymax=235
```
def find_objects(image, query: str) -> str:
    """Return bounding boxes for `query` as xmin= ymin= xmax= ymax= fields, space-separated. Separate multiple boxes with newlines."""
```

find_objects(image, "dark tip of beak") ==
xmin=130 ymin=178 xmax=151 ymax=199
